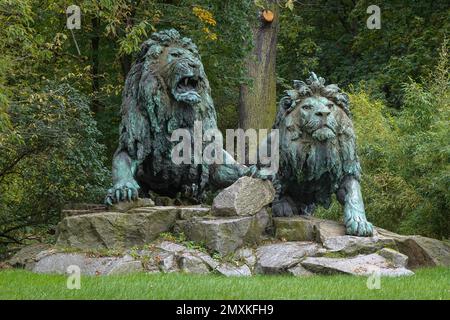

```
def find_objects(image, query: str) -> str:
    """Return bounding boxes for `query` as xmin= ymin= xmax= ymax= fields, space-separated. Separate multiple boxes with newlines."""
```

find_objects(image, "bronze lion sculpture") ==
xmin=260 ymin=73 xmax=374 ymax=236
xmin=105 ymin=29 xmax=250 ymax=205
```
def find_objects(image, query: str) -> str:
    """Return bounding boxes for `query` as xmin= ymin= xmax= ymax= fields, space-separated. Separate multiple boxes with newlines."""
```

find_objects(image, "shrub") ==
xmin=0 ymin=83 xmax=109 ymax=258
xmin=317 ymin=42 xmax=449 ymax=239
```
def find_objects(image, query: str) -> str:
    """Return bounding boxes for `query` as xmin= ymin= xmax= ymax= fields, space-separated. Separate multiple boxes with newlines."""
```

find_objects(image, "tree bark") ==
xmin=239 ymin=1 xmax=279 ymax=132
xmin=91 ymin=16 xmax=101 ymax=114
xmin=120 ymin=7 xmax=136 ymax=79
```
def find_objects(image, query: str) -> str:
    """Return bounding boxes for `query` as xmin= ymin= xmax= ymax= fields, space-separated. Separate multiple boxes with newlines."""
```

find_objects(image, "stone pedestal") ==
xmin=56 ymin=205 xmax=204 ymax=250
xmin=175 ymin=209 xmax=270 ymax=255
xmin=8 ymin=192 xmax=449 ymax=277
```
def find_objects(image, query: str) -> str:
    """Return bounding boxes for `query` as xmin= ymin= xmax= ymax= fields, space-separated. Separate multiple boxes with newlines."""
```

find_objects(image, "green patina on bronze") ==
xmin=105 ymin=29 xmax=249 ymax=205
xmin=261 ymin=73 xmax=374 ymax=237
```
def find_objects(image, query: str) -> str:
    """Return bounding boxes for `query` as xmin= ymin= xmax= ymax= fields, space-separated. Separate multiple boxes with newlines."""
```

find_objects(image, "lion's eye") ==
xmin=327 ymin=103 xmax=334 ymax=108
xmin=170 ymin=51 xmax=182 ymax=57
xmin=302 ymin=104 xmax=312 ymax=110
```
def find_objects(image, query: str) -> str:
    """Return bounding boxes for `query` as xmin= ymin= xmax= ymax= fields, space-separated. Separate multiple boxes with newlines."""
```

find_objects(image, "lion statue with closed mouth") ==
xmin=105 ymin=29 xmax=250 ymax=205
xmin=260 ymin=73 xmax=373 ymax=236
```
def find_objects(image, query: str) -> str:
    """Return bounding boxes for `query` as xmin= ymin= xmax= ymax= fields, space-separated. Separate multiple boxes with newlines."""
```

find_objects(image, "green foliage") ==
xmin=277 ymin=9 xmax=319 ymax=89
xmin=317 ymin=44 xmax=449 ymax=238
xmin=0 ymin=83 xmax=109 ymax=256
xmin=392 ymin=44 xmax=450 ymax=237
xmin=278 ymin=0 xmax=449 ymax=106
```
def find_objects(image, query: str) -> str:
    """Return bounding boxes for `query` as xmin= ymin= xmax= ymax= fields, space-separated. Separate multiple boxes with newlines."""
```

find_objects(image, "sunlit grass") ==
xmin=0 ymin=267 xmax=448 ymax=300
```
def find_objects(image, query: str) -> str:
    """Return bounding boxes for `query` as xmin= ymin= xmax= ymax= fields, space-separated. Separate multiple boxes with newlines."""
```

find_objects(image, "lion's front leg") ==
xmin=105 ymin=150 xmax=140 ymax=206
xmin=337 ymin=176 xmax=373 ymax=237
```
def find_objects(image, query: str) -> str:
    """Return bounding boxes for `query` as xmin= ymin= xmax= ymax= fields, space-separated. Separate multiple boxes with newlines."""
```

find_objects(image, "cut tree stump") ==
xmin=261 ymin=10 xmax=274 ymax=23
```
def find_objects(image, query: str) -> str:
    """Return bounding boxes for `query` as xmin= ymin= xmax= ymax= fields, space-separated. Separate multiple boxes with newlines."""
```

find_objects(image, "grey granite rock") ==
xmin=322 ymin=235 xmax=396 ymax=256
xmin=273 ymin=217 xmax=316 ymax=241
xmin=158 ymin=252 xmax=179 ymax=273
xmin=175 ymin=209 xmax=270 ymax=255
xmin=287 ymin=264 xmax=314 ymax=276
xmin=178 ymin=253 xmax=210 ymax=274
xmin=377 ymin=248 xmax=409 ymax=268
xmin=7 ymin=243 xmax=52 ymax=270
xmin=377 ymin=228 xmax=450 ymax=268
xmin=56 ymin=208 xmax=178 ymax=250
xmin=216 ymin=263 xmax=252 ymax=277
xmin=211 ymin=176 xmax=275 ymax=216
xmin=110 ymin=198 xmax=155 ymax=212
xmin=301 ymin=253 xmax=414 ymax=277
xmin=108 ymin=257 xmax=144 ymax=275
xmin=179 ymin=207 xmax=210 ymax=219
xmin=156 ymin=241 xmax=187 ymax=253
xmin=234 ymin=248 xmax=257 ymax=268
xmin=32 ymin=253 xmax=139 ymax=275
xmin=255 ymin=242 xmax=321 ymax=274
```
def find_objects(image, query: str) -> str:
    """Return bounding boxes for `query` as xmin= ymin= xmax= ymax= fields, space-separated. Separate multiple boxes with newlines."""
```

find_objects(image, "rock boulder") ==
xmin=7 ymin=243 xmax=52 ymax=270
xmin=211 ymin=176 xmax=275 ymax=217
xmin=56 ymin=207 xmax=178 ymax=250
xmin=175 ymin=209 xmax=270 ymax=255
xmin=32 ymin=253 xmax=143 ymax=275
xmin=377 ymin=228 xmax=450 ymax=268
xmin=301 ymin=251 xmax=414 ymax=277
xmin=255 ymin=242 xmax=321 ymax=274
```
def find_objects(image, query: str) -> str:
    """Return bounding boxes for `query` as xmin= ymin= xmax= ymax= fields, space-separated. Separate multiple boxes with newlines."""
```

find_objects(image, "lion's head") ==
xmin=274 ymin=73 xmax=360 ymax=186
xmin=139 ymin=31 xmax=207 ymax=106
xmin=134 ymin=29 xmax=214 ymax=109
xmin=276 ymin=73 xmax=351 ymax=141
xmin=117 ymin=29 xmax=217 ymax=177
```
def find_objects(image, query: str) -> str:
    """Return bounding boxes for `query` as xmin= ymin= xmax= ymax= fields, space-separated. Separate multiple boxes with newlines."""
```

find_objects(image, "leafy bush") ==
xmin=317 ymin=43 xmax=449 ymax=239
xmin=0 ymin=83 xmax=109 ymax=257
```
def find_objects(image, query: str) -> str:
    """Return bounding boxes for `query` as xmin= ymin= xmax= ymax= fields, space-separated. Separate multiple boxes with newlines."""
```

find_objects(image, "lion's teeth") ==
xmin=184 ymin=78 xmax=188 ymax=86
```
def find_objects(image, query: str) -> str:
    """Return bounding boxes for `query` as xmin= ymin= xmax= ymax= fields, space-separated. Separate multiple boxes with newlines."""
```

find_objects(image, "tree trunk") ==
xmin=120 ymin=8 xmax=136 ymax=79
xmin=239 ymin=2 xmax=279 ymax=132
xmin=91 ymin=16 xmax=101 ymax=114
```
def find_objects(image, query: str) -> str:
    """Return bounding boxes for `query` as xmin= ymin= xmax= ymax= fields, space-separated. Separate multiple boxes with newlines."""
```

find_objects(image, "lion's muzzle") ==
xmin=171 ymin=59 xmax=203 ymax=105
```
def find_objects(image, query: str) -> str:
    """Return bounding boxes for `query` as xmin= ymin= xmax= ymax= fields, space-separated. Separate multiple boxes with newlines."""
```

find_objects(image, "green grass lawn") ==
xmin=0 ymin=267 xmax=449 ymax=300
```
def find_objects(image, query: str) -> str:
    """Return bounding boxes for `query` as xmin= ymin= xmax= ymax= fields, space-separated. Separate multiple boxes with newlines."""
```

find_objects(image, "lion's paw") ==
xmin=344 ymin=213 xmax=373 ymax=237
xmin=105 ymin=180 xmax=140 ymax=206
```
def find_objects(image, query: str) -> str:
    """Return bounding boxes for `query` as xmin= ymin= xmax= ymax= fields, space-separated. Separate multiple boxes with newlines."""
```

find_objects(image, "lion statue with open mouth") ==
xmin=105 ymin=29 xmax=250 ymax=205
xmin=260 ymin=73 xmax=373 ymax=236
